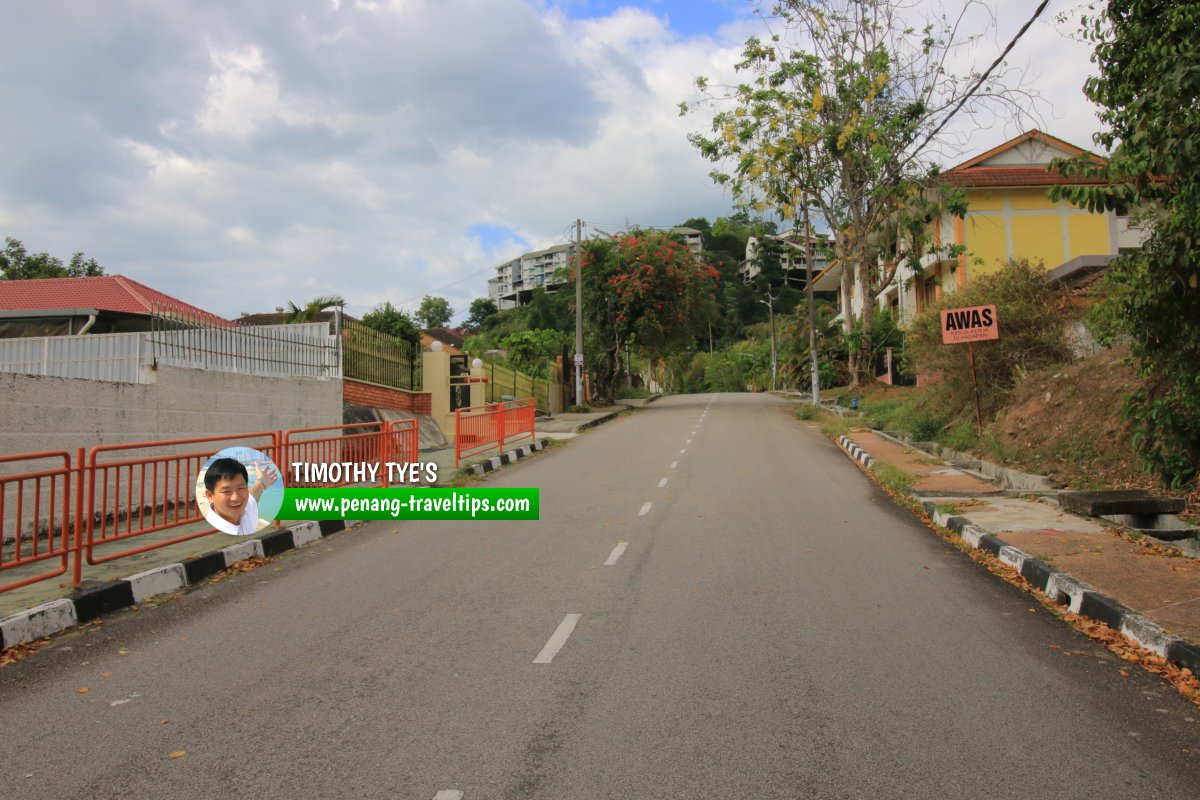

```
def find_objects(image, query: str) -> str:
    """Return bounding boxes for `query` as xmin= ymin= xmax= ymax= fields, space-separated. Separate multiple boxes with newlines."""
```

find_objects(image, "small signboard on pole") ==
xmin=940 ymin=305 xmax=998 ymax=344
xmin=940 ymin=305 xmax=999 ymax=435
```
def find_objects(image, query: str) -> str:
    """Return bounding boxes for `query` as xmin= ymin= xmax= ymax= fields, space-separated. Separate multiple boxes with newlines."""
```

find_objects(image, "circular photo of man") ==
xmin=195 ymin=447 xmax=285 ymax=535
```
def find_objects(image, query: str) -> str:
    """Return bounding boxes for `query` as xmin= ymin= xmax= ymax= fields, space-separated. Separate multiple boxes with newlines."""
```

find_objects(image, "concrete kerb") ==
xmin=832 ymin=434 xmax=1200 ymax=675
xmin=466 ymin=438 xmax=551 ymax=477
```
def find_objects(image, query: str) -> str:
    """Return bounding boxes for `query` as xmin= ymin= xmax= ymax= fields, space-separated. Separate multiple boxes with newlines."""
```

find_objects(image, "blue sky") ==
xmin=561 ymin=0 xmax=748 ymax=37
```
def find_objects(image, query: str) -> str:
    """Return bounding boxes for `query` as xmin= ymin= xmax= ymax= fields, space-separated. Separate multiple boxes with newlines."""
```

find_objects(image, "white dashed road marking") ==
xmin=604 ymin=541 xmax=628 ymax=566
xmin=534 ymin=614 xmax=582 ymax=664
xmin=639 ymin=502 xmax=653 ymax=516
xmin=658 ymin=478 xmax=668 ymax=488
xmin=434 ymin=792 xmax=464 ymax=800
xmin=671 ymin=460 xmax=678 ymax=468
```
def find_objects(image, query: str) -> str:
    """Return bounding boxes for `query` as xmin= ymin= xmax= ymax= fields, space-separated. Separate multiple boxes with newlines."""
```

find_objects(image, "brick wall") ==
xmin=344 ymin=378 xmax=432 ymax=415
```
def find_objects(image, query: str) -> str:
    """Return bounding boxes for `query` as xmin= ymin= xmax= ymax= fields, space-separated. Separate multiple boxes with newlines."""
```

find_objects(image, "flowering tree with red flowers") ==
xmin=579 ymin=229 xmax=719 ymax=401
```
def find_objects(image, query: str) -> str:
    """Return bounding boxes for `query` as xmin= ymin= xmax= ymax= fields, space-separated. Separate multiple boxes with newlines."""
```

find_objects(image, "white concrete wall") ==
xmin=0 ymin=365 xmax=342 ymax=548
xmin=0 ymin=364 xmax=342 ymax=458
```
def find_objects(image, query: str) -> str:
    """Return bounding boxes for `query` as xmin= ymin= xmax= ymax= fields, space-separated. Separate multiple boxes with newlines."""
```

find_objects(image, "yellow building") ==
xmin=901 ymin=129 xmax=1145 ymax=314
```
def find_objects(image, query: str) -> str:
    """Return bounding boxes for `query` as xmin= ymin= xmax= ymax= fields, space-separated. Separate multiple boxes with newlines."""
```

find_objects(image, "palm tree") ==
xmin=284 ymin=295 xmax=345 ymax=323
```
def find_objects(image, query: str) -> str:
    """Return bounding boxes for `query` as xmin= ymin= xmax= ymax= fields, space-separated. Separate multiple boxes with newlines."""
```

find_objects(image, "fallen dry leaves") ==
xmin=0 ymin=641 xmax=44 ymax=668
xmin=1059 ymin=612 xmax=1200 ymax=702
xmin=205 ymin=556 xmax=275 ymax=584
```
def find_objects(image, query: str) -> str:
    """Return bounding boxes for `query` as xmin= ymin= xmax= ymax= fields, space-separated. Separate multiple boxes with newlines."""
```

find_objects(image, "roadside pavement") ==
xmin=836 ymin=428 xmax=1200 ymax=674
xmin=0 ymin=407 xmax=624 ymax=644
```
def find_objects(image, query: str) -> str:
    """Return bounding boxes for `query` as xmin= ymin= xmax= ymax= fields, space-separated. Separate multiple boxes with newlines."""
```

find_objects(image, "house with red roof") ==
xmin=812 ymin=129 xmax=1149 ymax=327
xmin=0 ymin=275 xmax=228 ymax=337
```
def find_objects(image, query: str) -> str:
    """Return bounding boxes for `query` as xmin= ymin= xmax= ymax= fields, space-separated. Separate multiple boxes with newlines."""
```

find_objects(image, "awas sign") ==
xmin=940 ymin=305 xmax=999 ymax=344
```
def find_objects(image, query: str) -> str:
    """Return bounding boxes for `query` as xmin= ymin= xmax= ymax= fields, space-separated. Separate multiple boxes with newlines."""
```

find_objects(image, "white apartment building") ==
xmin=738 ymin=227 xmax=830 ymax=285
xmin=488 ymin=228 xmax=705 ymax=310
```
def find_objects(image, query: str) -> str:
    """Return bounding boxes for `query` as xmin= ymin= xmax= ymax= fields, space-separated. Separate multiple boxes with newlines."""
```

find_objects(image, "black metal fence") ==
xmin=341 ymin=318 xmax=422 ymax=392
xmin=149 ymin=305 xmax=339 ymax=379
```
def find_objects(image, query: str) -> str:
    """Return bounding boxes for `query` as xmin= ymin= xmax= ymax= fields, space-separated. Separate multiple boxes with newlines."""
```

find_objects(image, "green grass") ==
xmin=819 ymin=411 xmax=854 ymax=438
xmin=794 ymin=403 xmax=821 ymax=421
xmin=873 ymin=463 xmax=918 ymax=494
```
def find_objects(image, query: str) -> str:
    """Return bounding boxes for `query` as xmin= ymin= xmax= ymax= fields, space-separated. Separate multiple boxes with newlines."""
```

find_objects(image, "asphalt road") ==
xmin=2 ymin=393 xmax=1199 ymax=799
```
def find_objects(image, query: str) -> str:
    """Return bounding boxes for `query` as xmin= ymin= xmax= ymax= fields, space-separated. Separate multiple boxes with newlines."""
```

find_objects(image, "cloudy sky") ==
xmin=0 ymin=0 xmax=1102 ymax=322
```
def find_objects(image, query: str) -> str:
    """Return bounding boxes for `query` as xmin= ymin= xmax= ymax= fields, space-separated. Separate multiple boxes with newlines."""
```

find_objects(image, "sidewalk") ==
xmin=0 ymin=407 xmax=625 ymax=643
xmin=837 ymin=429 xmax=1200 ymax=672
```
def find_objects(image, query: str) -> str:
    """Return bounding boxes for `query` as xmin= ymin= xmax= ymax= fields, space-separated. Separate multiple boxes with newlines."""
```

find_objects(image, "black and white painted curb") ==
xmin=0 ymin=518 xmax=354 ymax=651
xmin=833 ymin=436 xmax=1200 ymax=676
xmin=466 ymin=438 xmax=551 ymax=477
xmin=837 ymin=435 xmax=876 ymax=469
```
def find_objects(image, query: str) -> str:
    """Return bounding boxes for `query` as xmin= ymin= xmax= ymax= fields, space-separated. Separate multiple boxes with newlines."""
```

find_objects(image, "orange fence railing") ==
xmin=80 ymin=433 xmax=281 ymax=585
xmin=283 ymin=419 xmax=419 ymax=488
xmin=0 ymin=419 xmax=422 ymax=595
xmin=454 ymin=397 xmax=536 ymax=467
xmin=0 ymin=451 xmax=78 ymax=592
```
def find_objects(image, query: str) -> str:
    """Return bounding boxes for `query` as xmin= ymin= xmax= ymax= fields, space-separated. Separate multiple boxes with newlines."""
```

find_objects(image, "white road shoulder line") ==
xmin=639 ymin=502 xmax=652 ymax=516
xmin=604 ymin=541 xmax=628 ymax=566
xmin=533 ymin=614 xmax=582 ymax=664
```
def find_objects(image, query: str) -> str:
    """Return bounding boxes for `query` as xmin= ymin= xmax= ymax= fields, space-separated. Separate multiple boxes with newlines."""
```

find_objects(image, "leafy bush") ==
xmin=903 ymin=259 xmax=1078 ymax=421
xmin=616 ymin=386 xmax=652 ymax=400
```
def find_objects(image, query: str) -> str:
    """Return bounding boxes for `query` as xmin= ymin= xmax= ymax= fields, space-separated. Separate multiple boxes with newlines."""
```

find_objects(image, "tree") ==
xmin=465 ymin=297 xmax=499 ymax=331
xmin=580 ymin=229 xmax=720 ymax=402
xmin=284 ymin=295 xmax=345 ymax=323
xmin=416 ymin=295 xmax=453 ymax=329
xmin=0 ymin=237 xmax=105 ymax=280
xmin=1050 ymin=0 xmax=1200 ymax=486
xmin=501 ymin=329 xmax=570 ymax=377
xmin=688 ymin=0 xmax=1030 ymax=384
xmin=360 ymin=301 xmax=421 ymax=345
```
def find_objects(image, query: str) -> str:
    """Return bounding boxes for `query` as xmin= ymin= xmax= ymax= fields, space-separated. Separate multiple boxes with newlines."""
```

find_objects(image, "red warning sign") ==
xmin=941 ymin=304 xmax=999 ymax=345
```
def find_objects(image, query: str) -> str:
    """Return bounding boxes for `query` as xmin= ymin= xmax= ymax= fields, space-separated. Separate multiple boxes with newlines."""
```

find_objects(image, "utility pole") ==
xmin=767 ymin=291 xmax=777 ymax=392
xmin=574 ymin=218 xmax=584 ymax=407
xmin=803 ymin=198 xmax=820 ymax=406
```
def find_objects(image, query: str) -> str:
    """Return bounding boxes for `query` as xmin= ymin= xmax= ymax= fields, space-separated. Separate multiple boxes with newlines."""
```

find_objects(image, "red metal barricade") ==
xmin=0 ymin=450 xmax=77 ymax=593
xmin=500 ymin=397 xmax=536 ymax=450
xmin=1 ymin=419 xmax=426 ymax=594
xmin=80 ymin=432 xmax=281 ymax=585
xmin=382 ymin=418 xmax=420 ymax=483
xmin=282 ymin=422 xmax=389 ymax=488
xmin=454 ymin=397 xmax=535 ymax=467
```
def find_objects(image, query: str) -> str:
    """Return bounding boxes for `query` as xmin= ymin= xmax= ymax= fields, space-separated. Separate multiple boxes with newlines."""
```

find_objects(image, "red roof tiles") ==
xmin=940 ymin=166 xmax=1109 ymax=188
xmin=0 ymin=275 xmax=228 ymax=325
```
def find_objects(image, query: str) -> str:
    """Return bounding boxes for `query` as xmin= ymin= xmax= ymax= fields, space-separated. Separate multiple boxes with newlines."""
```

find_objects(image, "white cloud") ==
xmin=0 ymin=0 xmax=1103 ymax=324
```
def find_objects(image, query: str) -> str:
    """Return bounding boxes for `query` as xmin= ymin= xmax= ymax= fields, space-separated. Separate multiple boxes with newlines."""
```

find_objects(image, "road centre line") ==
xmin=533 ymin=614 xmax=582 ymax=664
xmin=604 ymin=541 xmax=628 ymax=566
xmin=658 ymin=477 xmax=668 ymax=487
xmin=433 ymin=792 xmax=463 ymax=800
xmin=639 ymin=502 xmax=653 ymax=516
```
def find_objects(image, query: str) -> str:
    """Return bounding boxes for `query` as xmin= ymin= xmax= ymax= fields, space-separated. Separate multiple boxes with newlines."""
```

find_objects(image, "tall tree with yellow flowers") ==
xmin=686 ymin=0 xmax=1034 ymax=384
